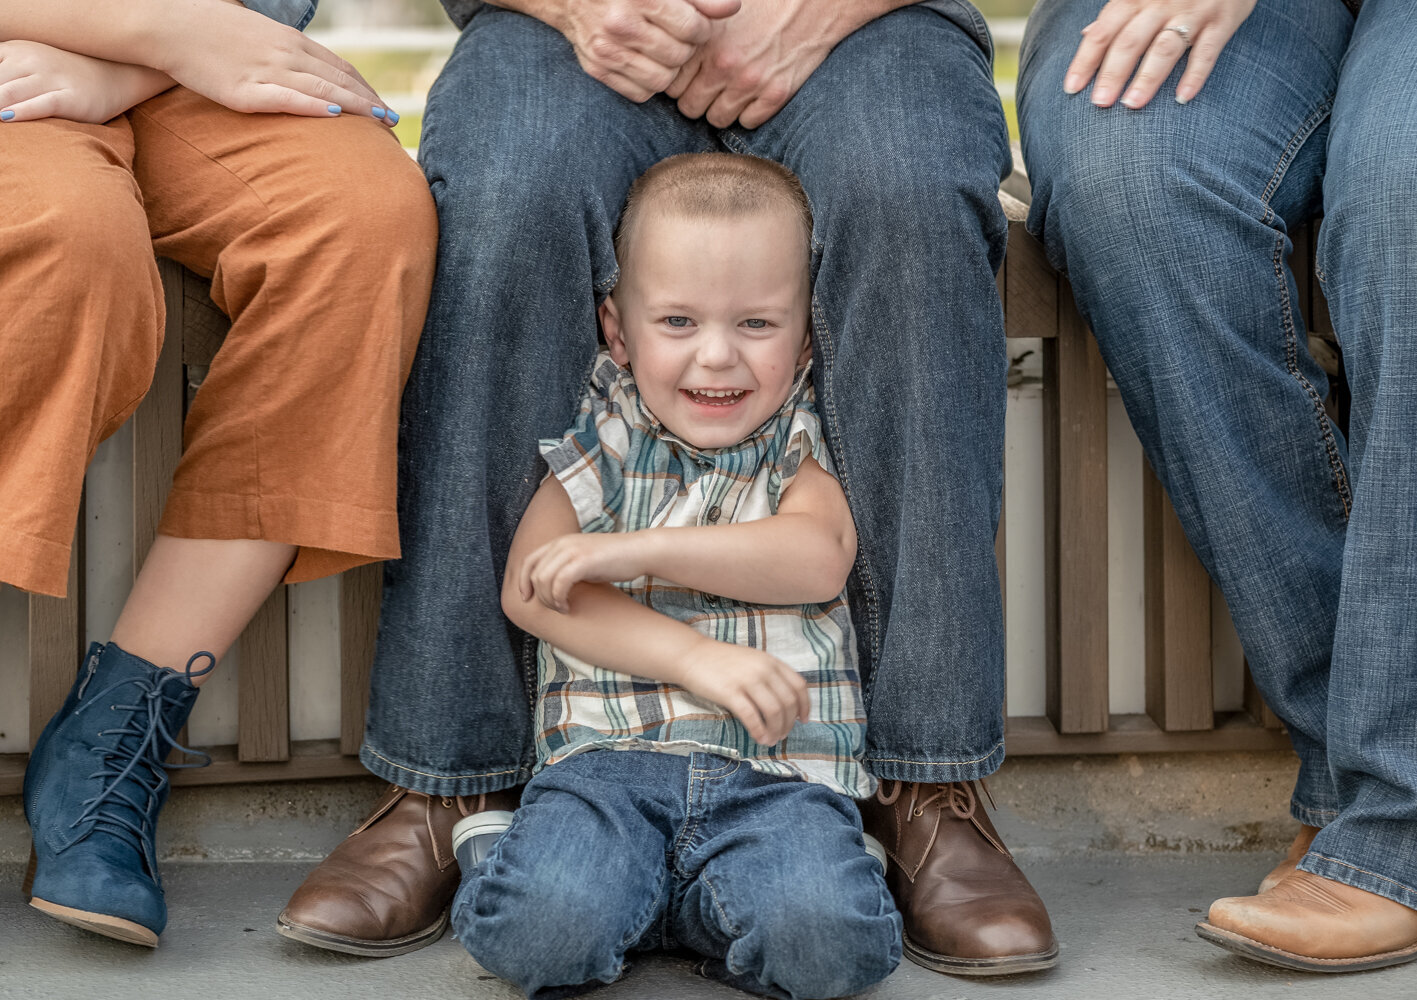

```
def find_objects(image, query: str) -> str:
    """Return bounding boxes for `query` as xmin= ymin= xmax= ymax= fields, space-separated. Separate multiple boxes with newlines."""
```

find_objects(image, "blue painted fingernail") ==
xmin=387 ymin=110 xmax=400 ymax=125
xmin=327 ymin=104 xmax=342 ymax=115
xmin=0 ymin=110 xmax=13 ymax=122
xmin=371 ymin=106 xmax=386 ymax=119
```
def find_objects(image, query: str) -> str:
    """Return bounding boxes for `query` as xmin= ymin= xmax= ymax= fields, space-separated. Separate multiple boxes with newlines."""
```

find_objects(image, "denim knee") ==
xmin=725 ymin=880 xmax=902 ymax=999
xmin=453 ymin=868 xmax=630 ymax=995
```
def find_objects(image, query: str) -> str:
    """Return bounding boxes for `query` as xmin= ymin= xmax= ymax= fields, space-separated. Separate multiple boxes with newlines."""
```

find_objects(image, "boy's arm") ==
xmin=503 ymin=477 xmax=810 ymax=746
xmin=519 ymin=456 xmax=855 ymax=610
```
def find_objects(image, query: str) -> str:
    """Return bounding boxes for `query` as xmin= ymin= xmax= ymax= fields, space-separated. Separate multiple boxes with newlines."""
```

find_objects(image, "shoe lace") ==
xmin=72 ymin=652 xmax=216 ymax=864
xmin=875 ymin=779 xmax=996 ymax=822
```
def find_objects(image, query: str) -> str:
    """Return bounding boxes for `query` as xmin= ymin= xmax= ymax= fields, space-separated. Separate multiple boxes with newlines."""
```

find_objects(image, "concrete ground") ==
xmin=3 ymin=854 xmax=1415 ymax=1000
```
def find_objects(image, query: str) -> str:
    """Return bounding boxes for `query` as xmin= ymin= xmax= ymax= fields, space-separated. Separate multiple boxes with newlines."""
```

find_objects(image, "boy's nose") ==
xmin=696 ymin=329 xmax=737 ymax=368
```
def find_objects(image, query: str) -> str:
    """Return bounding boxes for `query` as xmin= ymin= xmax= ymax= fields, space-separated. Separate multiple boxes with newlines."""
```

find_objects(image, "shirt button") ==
xmin=707 ymin=506 xmax=722 ymax=523
xmin=705 ymin=595 xmax=719 ymax=605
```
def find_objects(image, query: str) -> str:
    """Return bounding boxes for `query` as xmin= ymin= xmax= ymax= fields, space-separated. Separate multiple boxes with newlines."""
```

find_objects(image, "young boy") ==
xmin=450 ymin=153 xmax=901 ymax=1000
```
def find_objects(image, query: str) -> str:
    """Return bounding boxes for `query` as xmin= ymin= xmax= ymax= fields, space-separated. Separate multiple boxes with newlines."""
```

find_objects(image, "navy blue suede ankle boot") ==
xmin=22 ymin=641 xmax=213 ymax=946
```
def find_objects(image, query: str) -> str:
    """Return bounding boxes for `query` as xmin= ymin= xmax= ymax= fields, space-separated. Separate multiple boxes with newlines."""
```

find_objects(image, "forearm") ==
xmin=0 ymin=0 xmax=243 ymax=72
xmin=825 ymin=0 xmax=923 ymax=40
xmin=503 ymin=577 xmax=708 ymax=687
xmin=636 ymin=514 xmax=853 ymax=605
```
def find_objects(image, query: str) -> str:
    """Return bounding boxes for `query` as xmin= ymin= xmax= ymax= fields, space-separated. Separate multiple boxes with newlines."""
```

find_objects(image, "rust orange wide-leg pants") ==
xmin=0 ymin=88 xmax=436 ymax=597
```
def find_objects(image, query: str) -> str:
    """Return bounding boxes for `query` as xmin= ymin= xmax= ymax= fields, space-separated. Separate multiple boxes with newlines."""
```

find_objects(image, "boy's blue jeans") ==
xmin=362 ymin=5 xmax=1013 ymax=793
xmin=1020 ymin=0 xmax=1417 ymax=908
xmin=451 ymin=751 xmax=902 ymax=1000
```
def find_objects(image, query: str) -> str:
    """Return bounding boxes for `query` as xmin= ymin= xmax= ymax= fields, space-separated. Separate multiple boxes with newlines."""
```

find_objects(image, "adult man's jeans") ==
xmin=1020 ymin=0 xmax=1417 ymax=908
xmin=362 ymin=5 xmax=1013 ymax=794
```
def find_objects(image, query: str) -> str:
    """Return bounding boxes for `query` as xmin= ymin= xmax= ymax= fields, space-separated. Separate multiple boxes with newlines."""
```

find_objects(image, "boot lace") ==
xmin=71 ymin=652 xmax=216 ymax=866
xmin=875 ymin=779 xmax=996 ymax=822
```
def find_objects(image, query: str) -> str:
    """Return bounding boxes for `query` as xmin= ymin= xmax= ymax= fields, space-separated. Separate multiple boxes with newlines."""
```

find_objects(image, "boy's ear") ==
xmin=796 ymin=330 xmax=813 ymax=368
xmin=600 ymin=296 xmax=630 ymax=366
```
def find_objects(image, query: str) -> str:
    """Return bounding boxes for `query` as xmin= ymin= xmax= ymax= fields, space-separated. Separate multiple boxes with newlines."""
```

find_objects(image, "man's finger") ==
xmin=676 ymin=72 xmax=726 ymax=121
xmin=738 ymin=87 xmax=789 ymax=130
xmin=704 ymin=84 xmax=754 ymax=128
xmin=664 ymin=54 xmax=702 ymax=100
xmin=646 ymin=0 xmax=714 ymax=45
xmin=688 ymin=0 xmax=741 ymax=21
xmin=1120 ymin=23 xmax=1191 ymax=108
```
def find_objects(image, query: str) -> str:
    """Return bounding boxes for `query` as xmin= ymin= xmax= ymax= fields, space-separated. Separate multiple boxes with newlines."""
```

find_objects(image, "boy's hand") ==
xmin=676 ymin=640 xmax=810 ymax=746
xmin=519 ymin=532 xmax=652 ymax=613
xmin=0 ymin=41 xmax=171 ymax=123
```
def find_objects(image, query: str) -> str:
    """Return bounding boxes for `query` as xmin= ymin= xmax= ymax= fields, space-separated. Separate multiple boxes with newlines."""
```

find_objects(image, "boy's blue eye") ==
xmin=743 ymin=319 xmax=768 ymax=329
xmin=665 ymin=316 xmax=691 ymax=328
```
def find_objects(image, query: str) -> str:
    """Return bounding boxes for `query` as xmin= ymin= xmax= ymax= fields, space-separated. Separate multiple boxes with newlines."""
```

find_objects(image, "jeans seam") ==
xmin=362 ymin=746 xmax=524 ymax=781
xmin=866 ymin=740 xmax=1005 ymax=768
xmin=1309 ymin=852 xmax=1417 ymax=897
xmin=1261 ymin=100 xmax=1332 ymax=209
xmin=1270 ymin=230 xmax=1352 ymax=518
xmin=810 ymin=293 xmax=884 ymax=699
xmin=699 ymin=872 xmax=742 ymax=938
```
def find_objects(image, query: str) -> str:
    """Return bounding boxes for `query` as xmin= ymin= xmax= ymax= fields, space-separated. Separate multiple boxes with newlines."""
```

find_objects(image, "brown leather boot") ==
xmin=1258 ymin=824 xmax=1321 ymax=893
xmin=1198 ymin=869 xmax=1417 ymax=972
xmin=859 ymin=780 xmax=1058 ymax=976
xmin=276 ymin=783 xmax=521 ymax=956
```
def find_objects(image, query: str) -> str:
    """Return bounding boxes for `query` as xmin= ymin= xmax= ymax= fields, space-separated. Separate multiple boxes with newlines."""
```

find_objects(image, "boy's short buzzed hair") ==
xmin=614 ymin=153 xmax=814 ymax=267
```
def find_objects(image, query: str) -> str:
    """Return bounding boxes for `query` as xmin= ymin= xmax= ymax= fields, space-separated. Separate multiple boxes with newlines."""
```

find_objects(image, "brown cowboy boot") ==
xmin=859 ymin=780 xmax=1057 ymax=976
xmin=277 ymin=783 xmax=520 ymax=956
xmin=1258 ymin=824 xmax=1321 ymax=893
xmin=1198 ymin=869 xmax=1417 ymax=972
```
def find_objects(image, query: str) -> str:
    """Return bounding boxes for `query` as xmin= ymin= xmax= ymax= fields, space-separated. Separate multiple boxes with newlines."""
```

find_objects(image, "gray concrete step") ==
xmin=2 ymin=855 xmax=1412 ymax=1000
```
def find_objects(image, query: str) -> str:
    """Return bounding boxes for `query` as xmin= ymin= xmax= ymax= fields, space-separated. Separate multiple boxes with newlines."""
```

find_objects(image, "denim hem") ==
xmin=359 ymin=744 xmax=532 ymax=797
xmin=1300 ymin=852 xmax=1417 ymax=912
xmin=864 ymin=739 xmax=1005 ymax=784
xmin=1290 ymin=800 xmax=1340 ymax=827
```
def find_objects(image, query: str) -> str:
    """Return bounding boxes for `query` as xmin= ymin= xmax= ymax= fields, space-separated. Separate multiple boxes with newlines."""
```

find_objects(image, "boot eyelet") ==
xmin=441 ymin=797 xmax=453 ymax=808
xmin=912 ymin=808 xmax=924 ymax=817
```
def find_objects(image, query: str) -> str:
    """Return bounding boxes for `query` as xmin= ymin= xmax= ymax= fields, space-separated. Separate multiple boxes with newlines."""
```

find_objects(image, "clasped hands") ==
xmin=554 ymin=0 xmax=845 ymax=129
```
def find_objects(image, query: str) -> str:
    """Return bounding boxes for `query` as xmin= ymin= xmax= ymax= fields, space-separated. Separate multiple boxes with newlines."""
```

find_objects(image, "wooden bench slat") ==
xmin=237 ymin=587 xmax=291 ymax=762
xmin=1143 ymin=462 xmax=1214 ymax=731
xmin=27 ymin=527 xmax=83 ymax=748
xmin=340 ymin=562 xmax=382 ymax=756
xmin=1043 ymin=284 xmax=1110 ymax=733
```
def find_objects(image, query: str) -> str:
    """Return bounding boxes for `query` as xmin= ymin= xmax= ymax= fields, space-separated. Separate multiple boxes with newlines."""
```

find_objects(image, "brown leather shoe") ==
xmin=1258 ymin=824 xmax=1321 ymax=893
xmin=859 ymin=780 xmax=1058 ymax=976
xmin=276 ymin=783 xmax=520 ymax=956
xmin=1197 ymin=869 xmax=1417 ymax=972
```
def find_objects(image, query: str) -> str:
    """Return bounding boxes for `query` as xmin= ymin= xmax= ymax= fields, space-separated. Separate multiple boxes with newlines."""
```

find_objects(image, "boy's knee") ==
xmin=453 ymin=870 xmax=629 ymax=994
xmin=733 ymin=891 xmax=902 ymax=998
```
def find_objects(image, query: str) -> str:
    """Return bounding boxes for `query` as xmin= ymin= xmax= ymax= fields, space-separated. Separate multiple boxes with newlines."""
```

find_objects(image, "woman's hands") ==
xmin=146 ymin=0 xmax=394 ymax=120
xmin=1063 ymin=0 xmax=1257 ymax=108
xmin=0 ymin=41 xmax=172 ymax=123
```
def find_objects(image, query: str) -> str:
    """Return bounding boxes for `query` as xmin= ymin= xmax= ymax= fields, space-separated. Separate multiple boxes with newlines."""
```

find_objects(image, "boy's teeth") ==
xmin=695 ymin=389 xmax=742 ymax=398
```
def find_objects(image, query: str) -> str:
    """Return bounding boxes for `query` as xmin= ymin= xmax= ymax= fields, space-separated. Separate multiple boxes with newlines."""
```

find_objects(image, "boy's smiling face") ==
xmin=600 ymin=207 xmax=811 ymax=450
